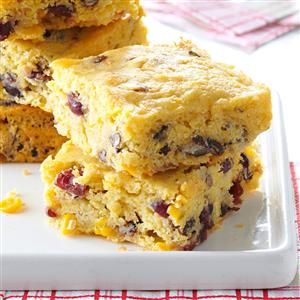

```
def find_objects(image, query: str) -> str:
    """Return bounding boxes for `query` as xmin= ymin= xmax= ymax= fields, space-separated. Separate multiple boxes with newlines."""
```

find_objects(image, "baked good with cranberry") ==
xmin=0 ymin=16 xmax=147 ymax=110
xmin=0 ymin=86 xmax=66 ymax=162
xmin=41 ymin=140 xmax=262 ymax=251
xmin=0 ymin=0 xmax=143 ymax=41
xmin=47 ymin=40 xmax=271 ymax=176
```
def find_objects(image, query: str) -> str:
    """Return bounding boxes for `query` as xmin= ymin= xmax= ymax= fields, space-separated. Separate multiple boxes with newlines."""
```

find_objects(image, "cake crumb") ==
xmin=0 ymin=191 xmax=24 ymax=213
xmin=117 ymin=246 xmax=128 ymax=252
xmin=235 ymin=223 xmax=244 ymax=229
xmin=22 ymin=169 xmax=32 ymax=176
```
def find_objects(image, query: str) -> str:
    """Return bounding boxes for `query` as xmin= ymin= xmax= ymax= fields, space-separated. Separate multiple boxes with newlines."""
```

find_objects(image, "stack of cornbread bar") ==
xmin=0 ymin=1 xmax=272 ymax=251
xmin=0 ymin=0 xmax=147 ymax=161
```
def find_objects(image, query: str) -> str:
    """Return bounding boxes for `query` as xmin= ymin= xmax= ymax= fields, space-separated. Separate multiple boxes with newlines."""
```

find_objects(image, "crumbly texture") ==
xmin=0 ymin=88 xmax=66 ymax=162
xmin=48 ymin=40 xmax=272 ymax=176
xmin=0 ymin=0 xmax=143 ymax=41
xmin=41 ymin=141 xmax=262 ymax=251
xmin=0 ymin=16 xmax=147 ymax=110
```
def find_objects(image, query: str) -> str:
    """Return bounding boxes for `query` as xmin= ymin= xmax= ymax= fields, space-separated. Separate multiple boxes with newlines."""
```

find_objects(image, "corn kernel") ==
xmin=0 ymin=192 xmax=23 ymax=213
xmin=167 ymin=205 xmax=182 ymax=222
xmin=94 ymin=217 xmax=116 ymax=237
xmin=60 ymin=214 xmax=77 ymax=235
xmin=156 ymin=242 xmax=174 ymax=251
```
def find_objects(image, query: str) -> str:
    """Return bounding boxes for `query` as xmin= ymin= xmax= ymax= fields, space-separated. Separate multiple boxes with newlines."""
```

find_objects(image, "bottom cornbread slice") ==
xmin=41 ymin=141 xmax=262 ymax=251
xmin=0 ymin=100 xmax=66 ymax=162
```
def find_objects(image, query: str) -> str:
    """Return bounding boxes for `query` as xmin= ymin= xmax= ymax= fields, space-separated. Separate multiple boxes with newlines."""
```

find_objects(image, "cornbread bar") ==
xmin=0 ymin=0 xmax=143 ymax=41
xmin=0 ymin=16 xmax=147 ymax=110
xmin=0 ymin=88 xmax=66 ymax=162
xmin=48 ymin=41 xmax=272 ymax=176
xmin=41 ymin=141 xmax=262 ymax=251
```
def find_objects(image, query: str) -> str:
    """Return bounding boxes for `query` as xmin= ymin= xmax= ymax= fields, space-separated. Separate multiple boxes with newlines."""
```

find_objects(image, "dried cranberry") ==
xmin=47 ymin=5 xmax=74 ymax=17
xmin=94 ymin=55 xmax=107 ymax=63
xmin=81 ymin=0 xmax=99 ymax=7
xmin=67 ymin=92 xmax=84 ymax=116
xmin=151 ymin=200 xmax=169 ymax=218
xmin=1 ymin=73 xmax=22 ymax=98
xmin=207 ymin=138 xmax=224 ymax=155
xmin=27 ymin=63 xmax=52 ymax=82
xmin=200 ymin=204 xmax=214 ymax=230
xmin=181 ymin=135 xmax=209 ymax=157
xmin=229 ymin=180 xmax=244 ymax=205
xmin=55 ymin=169 xmax=88 ymax=197
xmin=183 ymin=218 xmax=195 ymax=235
xmin=119 ymin=222 xmax=137 ymax=236
xmin=159 ymin=144 xmax=171 ymax=155
xmin=0 ymin=21 xmax=15 ymax=41
xmin=219 ymin=158 xmax=233 ymax=173
xmin=240 ymin=153 xmax=253 ymax=181
xmin=153 ymin=125 xmax=168 ymax=141
xmin=46 ymin=208 xmax=57 ymax=218
xmin=220 ymin=202 xmax=230 ymax=217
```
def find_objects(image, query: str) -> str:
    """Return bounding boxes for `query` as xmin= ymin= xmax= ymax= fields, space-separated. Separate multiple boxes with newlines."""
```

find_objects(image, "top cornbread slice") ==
xmin=48 ymin=40 xmax=272 ymax=176
xmin=0 ymin=16 xmax=147 ymax=110
xmin=0 ymin=0 xmax=143 ymax=41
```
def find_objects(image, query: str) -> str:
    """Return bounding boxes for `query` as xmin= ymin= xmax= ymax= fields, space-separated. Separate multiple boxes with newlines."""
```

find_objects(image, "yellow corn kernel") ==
xmin=45 ymin=189 xmax=61 ymax=208
xmin=94 ymin=217 xmax=116 ymax=238
xmin=167 ymin=205 xmax=182 ymax=222
xmin=156 ymin=242 xmax=174 ymax=251
xmin=60 ymin=214 xmax=77 ymax=235
xmin=0 ymin=192 xmax=23 ymax=213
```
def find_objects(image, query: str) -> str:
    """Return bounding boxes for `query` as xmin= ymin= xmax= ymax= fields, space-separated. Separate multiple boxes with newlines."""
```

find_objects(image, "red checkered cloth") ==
xmin=1 ymin=161 xmax=299 ymax=300
xmin=143 ymin=0 xmax=300 ymax=50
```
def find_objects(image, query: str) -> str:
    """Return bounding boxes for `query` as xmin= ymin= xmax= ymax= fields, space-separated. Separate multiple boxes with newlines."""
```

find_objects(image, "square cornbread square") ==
xmin=41 ymin=141 xmax=262 ymax=251
xmin=0 ymin=87 xmax=66 ymax=162
xmin=0 ymin=16 xmax=147 ymax=110
xmin=48 ymin=40 xmax=271 ymax=176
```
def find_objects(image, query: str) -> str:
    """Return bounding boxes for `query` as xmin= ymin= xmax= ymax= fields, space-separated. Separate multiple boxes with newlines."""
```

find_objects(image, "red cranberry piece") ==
xmin=183 ymin=217 xmax=195 ymax=235
xmin=229 ymin=180 xmax=244 ymax=205
xmin=0 ymin=21 xmax=15 ymax=41
xmin=200 ymin=204 xmax=214 ymax=230
xmin=67 ymin=92 xmax=84 ymax=116
xmin=55 ymin=169 xmax=88 ymax=197
xmin=47 ymin=5 xmax=74 ymax=17
xmin=151 ymin=201 xmax=169 ymax=218
xmin=240 ymin=153 xmax=253 ymax=181
xmin=219 ymin=158 xmax=233 ymax=173
xmin=1 ymin=73 xmax=22 ymax=97
xmin=46 ymin=208 xmax=57 ymax=218
xmin=207 ymin=138 xmax=224 ymax=155
xmin=220 ymin=202 xmax=230 ymax=217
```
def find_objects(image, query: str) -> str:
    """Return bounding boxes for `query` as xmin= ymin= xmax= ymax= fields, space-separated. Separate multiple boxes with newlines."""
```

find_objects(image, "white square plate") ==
xmin=1 ymin=89 xmax=297 ymax=290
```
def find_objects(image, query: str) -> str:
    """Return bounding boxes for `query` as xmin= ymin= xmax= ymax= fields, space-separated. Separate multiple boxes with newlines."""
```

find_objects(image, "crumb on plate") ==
xmin=235 ymin=223 xmax=244 ymax=229
xmin=22 ymin=169 xmax=32 ymax=176
xmin=0 ymin=191 xmax=24 ymax=213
